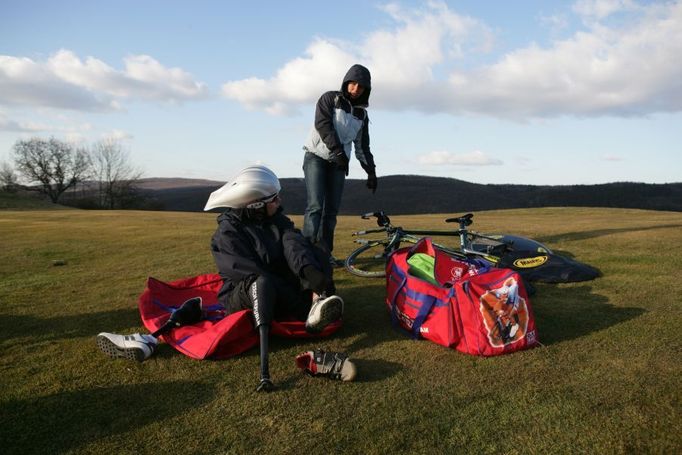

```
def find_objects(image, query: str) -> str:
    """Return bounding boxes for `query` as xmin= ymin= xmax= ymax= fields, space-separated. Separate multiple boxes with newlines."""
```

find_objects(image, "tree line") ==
xmin=1 ymin=137 xmax=149 ymax=209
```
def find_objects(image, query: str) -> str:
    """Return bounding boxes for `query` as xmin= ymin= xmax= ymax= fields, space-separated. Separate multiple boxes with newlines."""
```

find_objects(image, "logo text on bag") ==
xmin=512 ymin=255 xmax=548 ymax=268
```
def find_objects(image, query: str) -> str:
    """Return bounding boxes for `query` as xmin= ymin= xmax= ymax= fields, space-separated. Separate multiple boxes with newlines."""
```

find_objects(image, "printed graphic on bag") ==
xmin=479 ymin=277 xmax=529 ymax=347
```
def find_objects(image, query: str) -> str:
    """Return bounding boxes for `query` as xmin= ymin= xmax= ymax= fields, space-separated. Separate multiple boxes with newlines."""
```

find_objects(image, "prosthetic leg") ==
xmin=249 ymin=276 xmax=276 ymax=392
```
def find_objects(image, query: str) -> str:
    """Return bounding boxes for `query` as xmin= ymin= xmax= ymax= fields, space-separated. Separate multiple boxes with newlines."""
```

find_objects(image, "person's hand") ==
xmin=366 ymin=172 xmax=377 ymax=193
xmin=330 ymin=150 xmax=349 ymax=175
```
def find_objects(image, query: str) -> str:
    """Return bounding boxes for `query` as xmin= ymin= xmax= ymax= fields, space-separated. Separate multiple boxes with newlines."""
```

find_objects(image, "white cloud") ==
xmin=572 ymin=0 xmax=638 ymax=20
xmin=416 ymin=150 xmax=503 ymax=166
xmin=0 ymin=113 xmax=46 ymax=132
xmin=0 ymin=55 xmax=114 ymax=111
xmin=222 ymin=0 xmax=682 ymax=119
xmin=0 ymin=111 xmax=92 ymax=134
xmin=450 ymin=1 xmax=682 ymax=118
xmin=602 ymin=154 xmax=624 ymax=161
xmin=0 ymin=50 xmax=209 ymax=112
xmin=221 ymin=1 xmax=491 ymax=114
xmin=101 ymin=129 xmax=134 ymax=142
xmin=222 ymin=39 xmax=357 ymax=114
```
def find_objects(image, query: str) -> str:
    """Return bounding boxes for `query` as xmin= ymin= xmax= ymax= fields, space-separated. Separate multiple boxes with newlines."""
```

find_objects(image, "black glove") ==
xmin=330 ymin=149 xmax=349 ymax=175
xmin=302 ymin=265 xmax=328 ymax=295
xmin=366 ymin=172 xmax=377 ymax=193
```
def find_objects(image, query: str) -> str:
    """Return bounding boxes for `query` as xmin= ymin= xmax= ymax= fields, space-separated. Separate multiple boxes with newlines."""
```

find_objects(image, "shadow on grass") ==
xmin=532 ymin=284 xmax=646 ymax=345
xmin=0 ymin=380 xmax=216 ymax=455
xmin=536 ymin=223 xmax=682 ymax=245
xmin=341 ymin=283 xmax=405 ymax=345
xmin=0 ymin=308 xmax=143 ymax=344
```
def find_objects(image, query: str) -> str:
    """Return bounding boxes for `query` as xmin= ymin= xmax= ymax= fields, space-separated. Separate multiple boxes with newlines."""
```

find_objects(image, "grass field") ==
xmin=1 ymin=207 xmax=681 ymax=454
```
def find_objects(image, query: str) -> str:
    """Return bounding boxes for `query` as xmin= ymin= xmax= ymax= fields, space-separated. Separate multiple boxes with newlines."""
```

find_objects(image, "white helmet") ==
xmin=204 ymin=165 xmax=281 ymax=210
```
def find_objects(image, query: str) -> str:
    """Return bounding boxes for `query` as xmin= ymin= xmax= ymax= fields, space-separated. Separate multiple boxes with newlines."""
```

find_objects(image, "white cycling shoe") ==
xmin=305 ymin=295 xmax=344 ymax=333
xmin=96 ymin=332 xmax=158 ymax=362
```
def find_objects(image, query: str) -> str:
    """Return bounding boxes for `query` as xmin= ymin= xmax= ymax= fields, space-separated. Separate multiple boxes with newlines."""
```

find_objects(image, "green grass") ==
xmin=1 ymin=207 xmax=681 ymax=454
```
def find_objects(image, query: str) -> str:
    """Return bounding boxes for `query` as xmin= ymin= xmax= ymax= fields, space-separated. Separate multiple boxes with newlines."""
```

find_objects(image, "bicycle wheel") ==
xmin=346 ymin=238 xmax=416 ymax=278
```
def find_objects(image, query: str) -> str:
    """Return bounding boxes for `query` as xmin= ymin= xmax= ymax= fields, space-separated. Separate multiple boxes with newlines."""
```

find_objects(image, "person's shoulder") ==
xmin=216 ymin=210 xmax=242 ymax=231
xmin=318 ymin=90 xmax=341 ymax=102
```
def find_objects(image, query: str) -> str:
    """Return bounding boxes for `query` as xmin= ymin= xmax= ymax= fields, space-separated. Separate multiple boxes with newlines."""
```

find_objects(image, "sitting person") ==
xmin=97 ymin=165 xmax=355 ymax=391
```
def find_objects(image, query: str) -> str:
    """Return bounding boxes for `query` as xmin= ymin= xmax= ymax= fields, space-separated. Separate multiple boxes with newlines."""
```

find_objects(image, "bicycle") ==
xmin=344 ymin=211 xmax=551 ymax=278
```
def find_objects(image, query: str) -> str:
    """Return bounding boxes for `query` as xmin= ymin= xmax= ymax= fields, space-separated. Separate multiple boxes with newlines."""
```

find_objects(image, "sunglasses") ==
xmin=246 ymin=192 xmax=280 ymax=209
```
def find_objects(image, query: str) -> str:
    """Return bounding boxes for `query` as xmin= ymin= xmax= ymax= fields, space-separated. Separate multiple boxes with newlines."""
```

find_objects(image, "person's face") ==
xmin=265 ymin=194 xmax=281 ymax=217
xmin=347 ymin=81 xmax=364 ymax=99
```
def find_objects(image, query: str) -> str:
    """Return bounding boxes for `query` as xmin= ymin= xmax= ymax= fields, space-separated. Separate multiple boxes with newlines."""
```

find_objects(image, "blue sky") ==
xmin=1 ymin=0 xmax=680 ymax=185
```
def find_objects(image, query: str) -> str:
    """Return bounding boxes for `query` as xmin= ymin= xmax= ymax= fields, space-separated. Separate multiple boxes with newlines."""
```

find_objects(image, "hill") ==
xmin=0 ymin=189 xmax=72 ymax=210
xmin=139 ymin=175 xmax=682 ymax=214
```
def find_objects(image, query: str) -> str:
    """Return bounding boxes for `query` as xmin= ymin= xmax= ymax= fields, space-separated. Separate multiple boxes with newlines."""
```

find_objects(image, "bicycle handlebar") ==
xmin=352 ymin=227 xmax=389 ymax=236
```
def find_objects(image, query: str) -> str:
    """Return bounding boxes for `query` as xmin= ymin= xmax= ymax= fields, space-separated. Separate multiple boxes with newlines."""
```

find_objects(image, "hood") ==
xmin=341 ymin=64 xmax=371 ymax=107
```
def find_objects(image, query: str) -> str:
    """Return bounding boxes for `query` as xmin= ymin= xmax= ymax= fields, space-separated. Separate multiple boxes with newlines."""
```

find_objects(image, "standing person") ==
xmin=302 ymin=64 xmax=377 ymax=265
xmin=97 ymin=165 xmax=356 ymax=392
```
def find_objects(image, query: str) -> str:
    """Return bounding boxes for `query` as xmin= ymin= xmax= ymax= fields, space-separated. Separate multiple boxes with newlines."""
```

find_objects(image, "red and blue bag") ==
xmin=385 ymin=238 xmax=539 ymax=356
xmin=139 ymin=273 xmax=341 ymax=360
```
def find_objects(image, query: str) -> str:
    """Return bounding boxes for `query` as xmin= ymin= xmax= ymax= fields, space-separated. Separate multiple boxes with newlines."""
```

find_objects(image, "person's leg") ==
xmin=307 ymin=241 xmax=335 ymax=295
xmin=239 ymin=275 xmax=278 ymax=392
xmin=302 ymin=152 xmax=327 ymax=245
xmin=321 ymin=166 xmax=346 ymax=252
xmin=151 ymin=297 xmax=203 ymax=337
xmin=97 ymin=296 xmax=203 ymax=362
xmin=269 ymin=270 xmax=343 ymax=334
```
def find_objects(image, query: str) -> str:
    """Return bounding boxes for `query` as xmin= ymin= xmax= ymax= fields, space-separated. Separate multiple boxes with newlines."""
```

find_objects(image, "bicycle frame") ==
xmin=351 ymin=211 xmax=503 ymax=262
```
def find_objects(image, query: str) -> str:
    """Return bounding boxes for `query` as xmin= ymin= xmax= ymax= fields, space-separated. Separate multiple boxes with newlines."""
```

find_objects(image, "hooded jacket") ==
xmin=303 ymin=64 xmax=376 ymax=175
xmin=210 ymin=207 xmax=322 ymax=303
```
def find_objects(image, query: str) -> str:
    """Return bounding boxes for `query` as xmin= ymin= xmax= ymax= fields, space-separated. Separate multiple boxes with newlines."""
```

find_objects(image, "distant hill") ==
xmin=137 ymin=175 xmax=682 ymax=214
xmin=0 ymin=190 xmax=72 ymax=210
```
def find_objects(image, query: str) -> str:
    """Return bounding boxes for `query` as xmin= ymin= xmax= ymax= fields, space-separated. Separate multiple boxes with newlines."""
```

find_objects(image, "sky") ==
xmin=1 ymin=0 xmax=681 ymax=185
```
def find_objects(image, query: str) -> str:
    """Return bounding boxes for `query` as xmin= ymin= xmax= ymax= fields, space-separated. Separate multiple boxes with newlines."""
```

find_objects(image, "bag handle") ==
xmin=406 ymin=237 xmax=436 ymax=259
xmin=388 ymin=265 xmax=441 ymax=340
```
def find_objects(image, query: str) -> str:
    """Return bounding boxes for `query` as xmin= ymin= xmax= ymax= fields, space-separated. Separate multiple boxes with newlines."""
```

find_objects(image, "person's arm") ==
xmin=315 ymin=92 xmax=348 ymax=172
xmin=270 ymin=210 xmax=321 ymax=275
xmin=210 ymin=229 xmax=269 ymax=283
xmin=353 ymin=115 xmax=377 ymax=192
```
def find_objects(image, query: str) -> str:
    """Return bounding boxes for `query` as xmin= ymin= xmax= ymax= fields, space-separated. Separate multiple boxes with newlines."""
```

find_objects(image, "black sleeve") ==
xmin=271 ymin=210 xmax=322 ymax=276
xmin=355 ymin=116 xmax=376 ymax=174
xmin=314 ymin=91 xmax=344 ymax=154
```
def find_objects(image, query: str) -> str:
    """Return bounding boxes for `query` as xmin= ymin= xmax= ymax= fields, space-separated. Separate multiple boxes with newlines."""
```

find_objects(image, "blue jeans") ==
xmin=302 ymin=152 xmax=346 ymax=252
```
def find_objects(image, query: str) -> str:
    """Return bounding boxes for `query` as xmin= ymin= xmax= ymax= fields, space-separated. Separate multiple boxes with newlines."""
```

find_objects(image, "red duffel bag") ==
xmin=385 ymin=238 xmax=539 ymax=356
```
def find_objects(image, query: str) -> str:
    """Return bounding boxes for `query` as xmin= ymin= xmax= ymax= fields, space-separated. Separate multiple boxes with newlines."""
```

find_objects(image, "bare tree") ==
xmin=91 ymin=139 xmax=143 ymax=209
xmin=1 ymin=161 xmax=19 ymax=192
xmin=12 ymin=137 xmax=91 ymax=203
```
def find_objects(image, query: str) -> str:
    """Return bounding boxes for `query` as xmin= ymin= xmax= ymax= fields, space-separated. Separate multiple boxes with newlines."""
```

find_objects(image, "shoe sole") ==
xmin=96 ymin=335 xmax=146 ymax=362
xmin=306 ymin=298 xmax=343 ymax=334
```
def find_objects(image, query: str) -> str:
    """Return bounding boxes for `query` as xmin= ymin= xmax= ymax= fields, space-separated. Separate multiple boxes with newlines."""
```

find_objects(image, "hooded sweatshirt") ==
xmin=303 ymin=64 xmax=376 ymax=175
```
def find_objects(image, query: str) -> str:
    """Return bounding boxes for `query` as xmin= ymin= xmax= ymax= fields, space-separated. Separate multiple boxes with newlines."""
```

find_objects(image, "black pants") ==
xmin=225 ymin=273 xmax=313 ymax=325
xmin=220 ymin=243 xmax=333 ymax=325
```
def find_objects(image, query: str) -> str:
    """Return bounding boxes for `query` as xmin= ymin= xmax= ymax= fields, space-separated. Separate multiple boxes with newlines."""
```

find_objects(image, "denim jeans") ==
xmin=302 ymin=152 xmax=346 ymax=252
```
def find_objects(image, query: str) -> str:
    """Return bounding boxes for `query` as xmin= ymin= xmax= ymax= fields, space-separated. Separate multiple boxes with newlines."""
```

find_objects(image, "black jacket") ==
xmin=210 ymin=207 xmax=321 ymax=302
xmin=303 ymin=64 xmax=376 ymax=174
